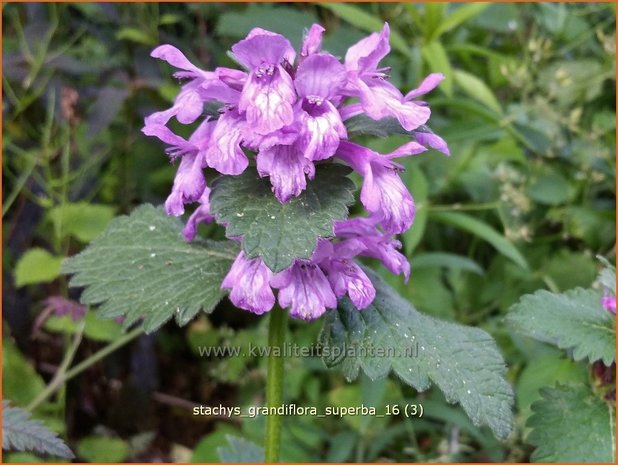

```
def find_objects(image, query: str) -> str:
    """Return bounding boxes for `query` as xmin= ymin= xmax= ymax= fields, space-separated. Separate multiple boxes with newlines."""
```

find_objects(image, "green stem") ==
xmin=27 ymin=326 xmax=144 ymax=412
xmin=264 ymin=307 xmax=286 ymax=463
xmin=427 ymin=202 xmax=500 ymax=212
xmin=27 ymin=322 xmax=85 ymax=411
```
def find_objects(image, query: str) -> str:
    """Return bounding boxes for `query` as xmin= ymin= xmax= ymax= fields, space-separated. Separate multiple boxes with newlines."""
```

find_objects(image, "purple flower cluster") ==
xmin=143 ymin=23 xmax=448 ymax=320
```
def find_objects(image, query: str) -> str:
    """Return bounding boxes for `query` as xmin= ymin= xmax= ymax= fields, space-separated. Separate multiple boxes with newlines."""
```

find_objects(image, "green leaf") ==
xmin=422 ymin=41 xmax=453 ymax=96
xmin=115 ymin=28 xmax=155 ymax=46
xmin=217 ymin=435 xmax=264 ymax=463
xmin=527 ymin=384 xmax=615 ymax=462
xmin=2 ymin=401 xmax=74 ymax=459
xmin=14 ymin=248 xmax=63 ymax=288
xmin=44 ymin=311 xmax=123 ymax=342
xmin=412 ymin=252 xmax=484 ymax=275
xmin=453 ymin=69 xmax=502 ymax=114
xmin=76 ymin=436 xmax=128 ymax=463
xmin=191 ymin=425 xmax=239 ymax=463
xmin=62 ymin=204 xmax=237 ymax=333
xmin=46 ymin=202 xmax=115 ymax=243
xmin=527 ymin=172 xmax=572 ymax=206
xmin=507 ymin=288 xmax=616 ymax=365
xmin=430 ymin=211 xmax=529 ymax=270
xmin=432 ymin=3 xmax=491 ymax=39
xmin=2 ymin=341 xmax=45 ymax=406
xmin=210 ymin=164 xmax=354 ymax=273
xmin=516 ymin=354 xmax=587 ymax=421
xmin=344 ymin=114 xmax=441 ymax=142
xmin=319 ymin=3 xmax=410 ymax=56
xmin=319 ymin=269 xmax=514 ymax=439
xmin=2 ymin=337 xmax=45 ymax=405
xmin=598 ymin=260 xmax=616 ymax=293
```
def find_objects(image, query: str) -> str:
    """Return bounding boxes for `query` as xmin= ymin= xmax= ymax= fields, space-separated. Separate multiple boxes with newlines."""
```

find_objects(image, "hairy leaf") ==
xmin=2 ymin=401 xmax=74 ymax=458
xmin=507 ymin=287 xmax=616 ymax=365
xmin=210 ymin=164 xmax=354 ymax=273
xmin=345 ymin=114 xmax=438 ymax=139
xmin=217 ymin=435 xmax=264 ymax=463
xmin=62 ymin=204 xmax=237 ymax=333
xmin=527 ymin=384 xmax=615 ymax=462
xmin=319 ymin=269 xmax=514 ymax=439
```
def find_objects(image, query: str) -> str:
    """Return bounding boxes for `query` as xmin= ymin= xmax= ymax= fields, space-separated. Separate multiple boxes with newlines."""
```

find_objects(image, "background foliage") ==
xmin=3 ymin=2 xmax=616 ymax=462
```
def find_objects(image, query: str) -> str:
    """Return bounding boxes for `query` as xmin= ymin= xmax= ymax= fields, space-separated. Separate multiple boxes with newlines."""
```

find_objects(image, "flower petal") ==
xmin=183 ymin=188 xmax=214 ymax=241
xmin=151 ymin=44 xmax=206 ymax=76
xmin=301 ymin=24 xmax=325 ymax=58
xmin=238 ymin=66 xmax=296 ymax=135
xmin=221 ymin=252 xmax=275 ymax=315
xmin=326 ymin=259 xmax=376 ymax=309
xmin=344 ymin=23 xmax=390 ymax=74
xmin=404 ymin=73 xmax=445 ymax=100
xmin=257 ymin=144 xmax=315 ymax=203
xmin=165 ymin=152 xmax=206 ymax=216
xmin=205 ymin=110 xmax=249 ymax=175
xmin=298 ymin=101 xmax=346 ymax=161
xmin=231 ymin=28 xmax=296 ymax=69
xmin=415 ymin=132 xmax=450 ymax=156
xmin=273 ymin=263 xmax=337 ymax=320
xmin=295 ymin=53 xmax=347 ymax=100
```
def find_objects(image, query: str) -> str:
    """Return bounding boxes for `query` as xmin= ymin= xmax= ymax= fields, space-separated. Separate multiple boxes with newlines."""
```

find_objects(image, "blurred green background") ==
xmin=2 ymin=2 xmax=616 ymax=462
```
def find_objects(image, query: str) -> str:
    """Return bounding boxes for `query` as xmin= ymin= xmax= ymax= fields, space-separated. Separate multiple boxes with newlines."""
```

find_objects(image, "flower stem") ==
xmin=264 ymin=306 xmax=286 ymax=463
xmin=26 ymin=325 xmax=144 ymax=412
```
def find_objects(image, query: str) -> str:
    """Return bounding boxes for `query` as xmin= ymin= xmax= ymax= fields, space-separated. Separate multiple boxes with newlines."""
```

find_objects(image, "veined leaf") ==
xmin=46 ymin=202 xmax=115 ymax=243
xmin=454 ymin=69 xmax=502 ymax=114
xmin=320 ymin=269 xmax=514 ymax=439
xmin=506 ymin=287 xmax=615 ymax=365
xmin=210 ymin=164 xmax=354 ymax=273
xmin=344 ymin=114 xmax=441 ymax=141
xmin=2 ymin=401 xmax=74 ymax=458
xmin=430 ymin=211 xmax=529 ymax=270
xmin=217 ymin=435 xmax=264 ymax=463
xmin=527 ymin=384 xmax=615 ymax=462
xmin=62 ymin=204 xmax=237 ymax=333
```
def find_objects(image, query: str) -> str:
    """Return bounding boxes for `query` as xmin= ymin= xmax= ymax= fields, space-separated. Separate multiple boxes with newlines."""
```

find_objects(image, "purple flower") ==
xmin=183 ymin=189 xmax=214 ymax=241
xmin=295 ymin=53 xmax=347 ymax=161
xmin=336 ymin=141 xmax=426 ymax=234
xmin=145 ymin=23 xmax=449 ymax=320
xmin=271 ymin=260 xmax=337 ymax=320
xmin=415 ymin=131 xmax=450 ymax=156
xmin=160 ymin=120 xmax=215 ymax=216
xmin=257 ymin=144 xmax=315 ymax=203
xmin=232 ymin=28 xmax=297 ymax=135
xmin=319 ymin=241 xmax=376 ymax=309
xmin=602 ymin=294 xmax=616 ymax=315
xmin=343 ymin=24 xmax=432 ymax=131
xmin=221 ymin=251 xmax=275 ymax=315
xmin=300 ymin=24 xmax=325 ymax=59
xmin=205 ymin=108 xmax=248 ymax=175
xmin=335 ymin=217 xmax=410 ymax=280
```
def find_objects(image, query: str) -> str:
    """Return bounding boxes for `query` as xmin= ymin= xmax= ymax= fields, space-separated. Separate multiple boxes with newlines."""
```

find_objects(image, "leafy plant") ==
xmin=2 ymin=401 xmax=74 ymax=459
xmin=507 ymin=263 xmax=616 ymax=462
